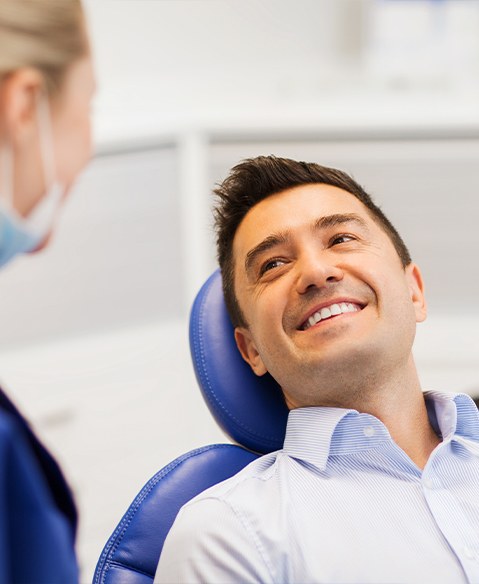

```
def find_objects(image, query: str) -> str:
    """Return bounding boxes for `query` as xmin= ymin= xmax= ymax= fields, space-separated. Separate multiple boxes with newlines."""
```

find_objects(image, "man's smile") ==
xmin=299 ymin=300 xmax=365 ymax=331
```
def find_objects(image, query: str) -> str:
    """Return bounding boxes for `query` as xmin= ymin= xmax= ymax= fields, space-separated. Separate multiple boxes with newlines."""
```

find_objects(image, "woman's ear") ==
xmin=234 ymin=326 xmax=268 ymax=376
xmin=0 ymin=68 xmax=43 ymax=143
xmin=405 ymin=263 xmax=427 ymax=323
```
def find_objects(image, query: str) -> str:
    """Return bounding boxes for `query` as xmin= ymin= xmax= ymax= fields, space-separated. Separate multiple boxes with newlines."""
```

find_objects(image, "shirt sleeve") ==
xmin=154 ymin=496 xmax=274 ymax=584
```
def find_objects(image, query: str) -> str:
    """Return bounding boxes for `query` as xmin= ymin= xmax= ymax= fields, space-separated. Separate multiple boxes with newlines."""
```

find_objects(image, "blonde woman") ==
xmin=0 ymin=1 xmax=95 ymax=581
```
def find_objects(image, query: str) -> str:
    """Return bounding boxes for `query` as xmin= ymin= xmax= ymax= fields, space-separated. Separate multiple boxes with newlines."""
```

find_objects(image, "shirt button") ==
xmin=463 ymin=545 xmax=476 ymax=560
xmin=363 ymin=426 xmax=375 ymax=437
xmin=464 ymin=546 xmax=475 ymax=560
xmin=423 ymin=478 xmax=434 ymax=490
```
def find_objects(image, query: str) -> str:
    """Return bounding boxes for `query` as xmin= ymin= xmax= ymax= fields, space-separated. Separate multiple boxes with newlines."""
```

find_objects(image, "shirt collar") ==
xmin=283 ymin=391 xmax=479 ymax=470
xmin=283 ymin=406 xmax=391 ymax=470
xmin=423 ymin=390 xmax=479 ymax=441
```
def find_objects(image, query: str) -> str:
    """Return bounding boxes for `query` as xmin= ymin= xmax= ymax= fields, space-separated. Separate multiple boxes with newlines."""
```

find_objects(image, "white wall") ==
xmin=82 ymin=0 xmax=479 ymax=145
xmin=84 ymin=0 xmax=364 ymax=115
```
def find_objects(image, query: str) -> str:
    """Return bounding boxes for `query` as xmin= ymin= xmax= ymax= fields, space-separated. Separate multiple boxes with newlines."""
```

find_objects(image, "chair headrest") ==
xmin=189 ymin=270 xmax=289 ymax=454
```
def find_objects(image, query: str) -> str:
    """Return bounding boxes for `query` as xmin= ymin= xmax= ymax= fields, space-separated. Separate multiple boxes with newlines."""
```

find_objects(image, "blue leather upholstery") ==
xmin=190 ymin=270 xmax=289 ymax=453
xmin=94 ymin=270 xmax=289 ymax=583
xmin=94 ymin=445 xmax=258 ymax=584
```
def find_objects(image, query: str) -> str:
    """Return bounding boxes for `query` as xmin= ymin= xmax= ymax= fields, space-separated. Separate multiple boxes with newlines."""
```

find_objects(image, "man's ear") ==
xmin=234 ymin=326 xmax=268 ymax=376
xmin=405 ymin=263 xmax=427 ymax=323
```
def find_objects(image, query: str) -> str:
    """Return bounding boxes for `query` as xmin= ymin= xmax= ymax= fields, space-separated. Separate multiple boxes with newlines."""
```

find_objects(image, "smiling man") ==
xmin=155 ymin=156 xmax=479 ymax=584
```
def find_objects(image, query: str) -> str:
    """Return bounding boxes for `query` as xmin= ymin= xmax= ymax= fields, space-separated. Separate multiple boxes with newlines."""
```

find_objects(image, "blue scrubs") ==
xmin=0 ymin=387 xmax=78 ymax=583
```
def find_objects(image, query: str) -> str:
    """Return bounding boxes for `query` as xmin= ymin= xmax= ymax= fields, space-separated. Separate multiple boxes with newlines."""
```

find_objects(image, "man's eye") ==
xmin=330 ymin=234 xmax=355 ymax=246
xmin=260 ymin=258 xmax=285 ymax=275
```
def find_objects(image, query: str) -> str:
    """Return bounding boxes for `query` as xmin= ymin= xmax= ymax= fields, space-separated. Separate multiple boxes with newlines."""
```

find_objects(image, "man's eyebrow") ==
xmin=313 ymin=213 xmax=370 ymax=231
xmin=244 ymin=213 xmax=369 ymax=274
xmin=245 ymin=232 xmax=290 ymax=274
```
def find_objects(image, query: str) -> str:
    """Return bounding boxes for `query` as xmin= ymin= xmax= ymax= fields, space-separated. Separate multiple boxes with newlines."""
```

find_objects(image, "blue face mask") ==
xmin=0 ymin=95 xmax=64 ymax=269
xmin=0 ymin=203 xmax=45 ymax=267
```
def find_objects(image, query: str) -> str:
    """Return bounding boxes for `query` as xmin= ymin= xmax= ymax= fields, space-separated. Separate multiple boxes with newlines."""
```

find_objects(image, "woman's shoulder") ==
xmin=0 ymin=404 xmax=25 ymax=447
xmin=0 ymin=404 xmax=39 ymax=479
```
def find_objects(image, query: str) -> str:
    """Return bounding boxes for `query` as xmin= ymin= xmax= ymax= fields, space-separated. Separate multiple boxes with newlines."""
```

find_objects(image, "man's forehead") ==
xmin=232 ymin=184 xmax=373 ymax=259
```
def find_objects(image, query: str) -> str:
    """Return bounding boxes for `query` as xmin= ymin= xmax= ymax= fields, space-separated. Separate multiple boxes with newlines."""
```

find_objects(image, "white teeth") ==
xmin=303 ymin=301 xmax=361 ymax=330
xmin=320 ymin=307 xmax=331 ymax=319
xmin=330 ymin=303 xmax=342 ymax=316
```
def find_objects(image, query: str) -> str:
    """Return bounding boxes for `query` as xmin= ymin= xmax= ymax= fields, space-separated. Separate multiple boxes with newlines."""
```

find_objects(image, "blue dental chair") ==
xmin=93 ymin=270 xmax=289 ymax=584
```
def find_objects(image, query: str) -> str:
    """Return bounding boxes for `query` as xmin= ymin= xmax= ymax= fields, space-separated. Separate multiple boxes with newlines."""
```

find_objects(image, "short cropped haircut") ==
xmin=214 ymin=155 xmax=411 ymax=328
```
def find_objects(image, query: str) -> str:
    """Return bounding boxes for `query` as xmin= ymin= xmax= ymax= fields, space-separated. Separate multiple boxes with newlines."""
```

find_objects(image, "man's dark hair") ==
xmin=214 ymin=155 xmax=411 ymax=328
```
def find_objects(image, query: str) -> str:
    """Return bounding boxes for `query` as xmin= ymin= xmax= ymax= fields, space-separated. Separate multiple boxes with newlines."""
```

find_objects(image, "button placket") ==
xmin=421 ymin=457 xmax=479 ymax=581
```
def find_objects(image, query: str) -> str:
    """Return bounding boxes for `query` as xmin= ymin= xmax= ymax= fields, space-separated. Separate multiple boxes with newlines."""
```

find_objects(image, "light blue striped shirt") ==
xmin=156 ymin=391 xmax=479 ymax=583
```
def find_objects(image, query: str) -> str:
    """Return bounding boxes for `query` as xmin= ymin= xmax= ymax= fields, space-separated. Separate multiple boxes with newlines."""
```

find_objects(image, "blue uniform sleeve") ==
xmin=0 ymin=412 xmax=78 ymax=584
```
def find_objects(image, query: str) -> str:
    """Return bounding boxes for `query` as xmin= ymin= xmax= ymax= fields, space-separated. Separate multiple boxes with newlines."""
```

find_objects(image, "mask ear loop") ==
xmin=25 ymin=90 xmax=64 ymax=237
xmin=35 ymin=90 xmax=56 ymax=191
xmin=0 ymin=139 xmax=14 ymax=209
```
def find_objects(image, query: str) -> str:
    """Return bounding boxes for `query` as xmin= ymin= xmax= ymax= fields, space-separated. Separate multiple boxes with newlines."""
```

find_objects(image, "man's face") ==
xmin=232 ymin=184 xmax=427 ymax=409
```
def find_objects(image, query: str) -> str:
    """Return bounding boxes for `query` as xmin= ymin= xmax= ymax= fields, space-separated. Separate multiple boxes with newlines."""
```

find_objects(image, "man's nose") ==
xmin=295 ymin=251 xmax=344 ymax=295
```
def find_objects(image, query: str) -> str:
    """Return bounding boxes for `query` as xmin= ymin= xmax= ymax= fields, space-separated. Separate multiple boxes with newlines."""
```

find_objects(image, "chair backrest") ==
xmin=93 ymin=445 xmax=258 ymax=584
xmin=189 ymin=269 xmax=289 ymax=453
xmin=94 ymin=270 xmax=289 ymax=584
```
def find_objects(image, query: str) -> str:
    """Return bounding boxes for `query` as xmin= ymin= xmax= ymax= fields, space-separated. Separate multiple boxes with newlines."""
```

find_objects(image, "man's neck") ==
xmin=356 ymin=386 xmax=441 ymax=470
xmin=346 ymin=360 xmax=441 ymax=470
xmin=288 ymin=356 xmax=441 ymax=470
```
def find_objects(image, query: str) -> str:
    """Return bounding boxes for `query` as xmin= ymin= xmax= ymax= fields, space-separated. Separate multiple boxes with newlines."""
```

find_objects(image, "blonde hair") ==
xmin=0 ymin=0 xmax=87 ymax=94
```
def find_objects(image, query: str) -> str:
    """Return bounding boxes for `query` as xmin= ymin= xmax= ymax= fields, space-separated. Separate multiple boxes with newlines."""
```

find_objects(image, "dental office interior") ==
xmin=0 ymin=0 xmax=478 ymax=579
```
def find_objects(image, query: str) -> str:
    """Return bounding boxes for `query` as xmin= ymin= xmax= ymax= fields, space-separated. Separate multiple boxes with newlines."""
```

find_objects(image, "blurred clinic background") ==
xmin=0 ymin=0 xmax=478 ymax=579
